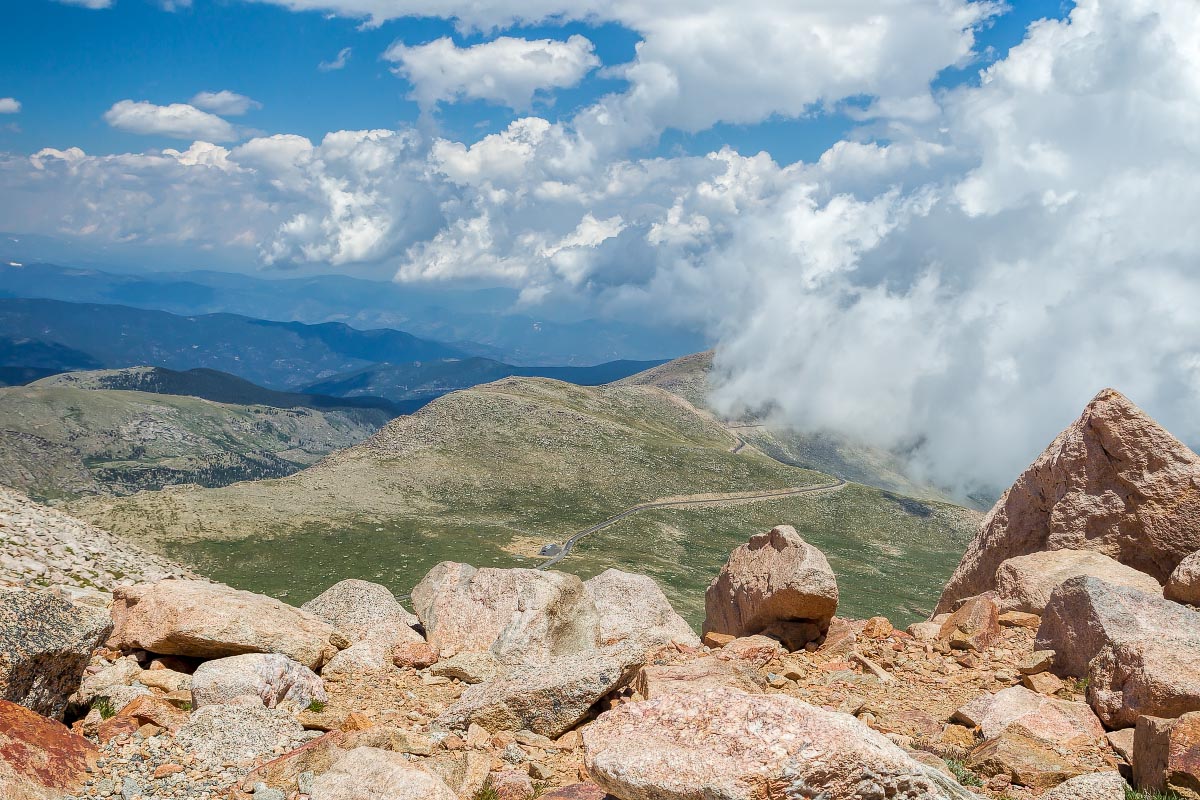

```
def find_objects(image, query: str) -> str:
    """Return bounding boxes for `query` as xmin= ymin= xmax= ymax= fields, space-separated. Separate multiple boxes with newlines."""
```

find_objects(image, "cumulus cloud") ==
xmin=103 ymin=100 xmax=239 ymax=141
xmin=0 ymin=98 xmax=20 ymax=114
xmin=385 ymin=35 xmax=599 ymax=111
xmin=190 ymin=90 xmax=262 ymax=116
xmin=319 ymin=47 xmax=352 ymax=71
xmin=7 ymin=0 xmax=1200 ymax=493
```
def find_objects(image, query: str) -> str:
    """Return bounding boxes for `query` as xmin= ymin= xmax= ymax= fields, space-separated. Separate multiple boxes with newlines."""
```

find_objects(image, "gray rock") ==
xmin=1037 ymin=576 xmax=1200 ymax=727
xmin=301 ymin=579 xmax=421 ymax=642
xmin=437 ymin=648 xmax=642 ymax=738
xmin=175 ymin=704 xmax=305 ymax=767
xmin=0 ymin=586 xmax=112 ymax=718
xmin=429 ymin=652 xmax=503 ymax=684
xmin=191 ymin=652 xmax=327 ymax=710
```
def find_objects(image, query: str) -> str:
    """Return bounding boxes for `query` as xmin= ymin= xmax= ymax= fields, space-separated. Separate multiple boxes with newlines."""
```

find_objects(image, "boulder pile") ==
xmin=5 ymin=386 xmax=1200 ymax=799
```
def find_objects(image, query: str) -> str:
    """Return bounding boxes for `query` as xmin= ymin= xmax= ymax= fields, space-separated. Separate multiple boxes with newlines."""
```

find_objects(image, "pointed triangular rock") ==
xmin=936 ymin=388 xmax=1200 ymax=614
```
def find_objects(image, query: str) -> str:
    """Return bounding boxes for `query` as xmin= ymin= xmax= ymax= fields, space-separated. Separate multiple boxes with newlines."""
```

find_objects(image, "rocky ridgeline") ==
xmin=0 ymin=485 xmax=196 ymax=590
xmin=4 ymin=388 xmax=1200 ymax=799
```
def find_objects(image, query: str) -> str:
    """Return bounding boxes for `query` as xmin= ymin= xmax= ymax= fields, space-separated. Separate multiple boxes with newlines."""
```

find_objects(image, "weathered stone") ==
xmin=979 ymin=686 xmax=1104 ymax=745
xmin=429 ymin=652 xmax=503 ymax=684
xmin=102 ymin=694 xmax=187 ymax=734
xmin=0 ymin=587 xmax=112 ymax=719
xmin=703 ymin=526 xmax=838 ymax=649
xmin=108 ymin=580 xmax=337 ymax=669
xmin=633 ymin=656 xmax=766 ymax=699
xmin=0 ymin=699 xmax=99 ymax=800
xmin=701 ymin=632 xmax=735 ymax=648
xmin=191 ymin=653 xmax=326 ymax=709
xmin=437 ymin=649 xmax=641 ymax=738
xmin=488 ymin=769 xmax=534 ymax=800
xmin=1108 ymin=728 xmax=1135 ymax=763
xmin=1021 ymin=672 xmax=1065 ymax=695
xmin=712 ymin=634 xmax=787 ymax=666
xmin=939 ymin=595 xmax=1000 ymax=651
xmin=584 ymin=569 xmax=699 ymax=654
xmin=998 ymin=611 xmax=1041 ymax=629
xmin=308 ymin=747 xmax=457 ymax=800
xmin=1167 ymin=550 xmax=1200 ymax=605
xmin=862 ymin=616 xmax=894 ymax=639
xmin=908 ymin=621 xmax=944 ymax=641
xmin=995 ymin=550 xmax=1162 ymax=614
xmin=1037 ymin=576 xmax=1200 ymax=727
xmin=72 ymin=657 xmax=143 ymax=706
xmin=412 ymin=563 xmax=599 ymax=666
xmin=965 ymin=724 xmax=1087 ymax=790
xmin=938 ymin=389 xmax=1200 ymax=613
xmin=136 ymin=667 xmax=190 ymax=694
xmin=539 ymin=783 xmax=607 ymax=800
xmin=1041 ymin=771 xmax=1126 ymax=800
xmin=319 ymin=640 xmax=397 ymax=679
xmin=241 ymin=731 xmax=350 ymax=793
xmin=1018 ymin=650 xmax=1055 ymax=675
xmin=175 ymin=704 xmax=305 ymax=767
xmin=952 ymin=694 xmax=996 ymax=729
xmin=584 ymin=688 xmax=982 ymax=799
xmin=1133 ymin=712 xmax=1200 ymax=798
xmin=301 ymin=579 xmax=420 ymax=640
xmin=392 ymin=641 xmax=437 ymax=669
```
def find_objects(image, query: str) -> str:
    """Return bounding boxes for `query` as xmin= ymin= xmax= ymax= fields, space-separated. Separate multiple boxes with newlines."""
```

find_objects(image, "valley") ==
xmin=67 ymin=358 xmax=978 ymax=627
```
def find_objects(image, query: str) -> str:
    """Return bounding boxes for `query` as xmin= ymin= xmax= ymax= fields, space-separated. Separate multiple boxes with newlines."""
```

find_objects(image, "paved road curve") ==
xmin=536 ymin=473 xmax=846 ymax=570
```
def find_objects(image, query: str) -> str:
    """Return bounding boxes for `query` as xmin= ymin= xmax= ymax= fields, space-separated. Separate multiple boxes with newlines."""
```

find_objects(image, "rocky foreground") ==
xmin=4 ymin=388 xmax=1200 ymax=800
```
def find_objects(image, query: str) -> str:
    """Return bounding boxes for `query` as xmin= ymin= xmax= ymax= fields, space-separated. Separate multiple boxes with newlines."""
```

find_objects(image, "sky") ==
xmin=2 ymin=0 xmax=1199 ymax=495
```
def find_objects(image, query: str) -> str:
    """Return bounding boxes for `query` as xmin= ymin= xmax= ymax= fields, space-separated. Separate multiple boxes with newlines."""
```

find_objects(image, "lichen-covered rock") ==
xmin=308 ymin=747 xmax=457 ymax=800
xmin=175 ymin=704 xmax=306 ymax=767
xmin=108 ymin=580 xmax=338 ymax=669
xmin=977 ymin=686 xmax=1104 ymax=745
xmin=703 ymin=525 xmax=837 ymax=648
xmin=1037 ymin=576 xmax=1200 ymax=727
xmin=301 ymin=579 xmax=421 ymax=642
xmin=1166 ymin=550 xmax=1200 ymax=605
xmin=995 ymin=550 xmax=1162 ymax=614
xmin=584 ymin=569 xmax=699 ymax=654
xmin=437 ymin=649 xmax=642 ymax=738
xmin=1133 ymin=712 xmax=1200 ymax=798
xmin=190 ymin=653 xmax=326 ymax=709
xmin=0 ymin=699 xmax=99 ymax=800
xmin=1041 ymin=771 xmax=1126 ymax=800
xmin=583 ymin=688 xmax=981 ymax=799
xmin=412 ymin=563 xmax=599 ymax=666
xmin=938 ymin=595 xmax=1001 ymax=651
xmin=0 ymin=586 xmax=112 ymax=719
xmin=938 ymin=389 xmax=1200 ymax=613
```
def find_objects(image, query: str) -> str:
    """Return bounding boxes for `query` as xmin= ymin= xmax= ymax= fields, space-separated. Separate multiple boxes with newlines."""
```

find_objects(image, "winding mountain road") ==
xmin=536 ymin=427 xmax=845 ymax=569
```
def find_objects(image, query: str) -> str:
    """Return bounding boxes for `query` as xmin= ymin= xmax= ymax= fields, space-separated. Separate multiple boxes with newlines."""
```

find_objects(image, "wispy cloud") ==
xmin=190 ymin=90 xmax=262 ymax=116
xmin=318 ymin=47 xmax=352 ymax=72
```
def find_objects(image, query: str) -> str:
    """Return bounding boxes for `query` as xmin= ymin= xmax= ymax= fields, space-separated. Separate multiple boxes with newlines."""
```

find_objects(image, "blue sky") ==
xmin=2 ymin=0 xmax=1070 ymax=164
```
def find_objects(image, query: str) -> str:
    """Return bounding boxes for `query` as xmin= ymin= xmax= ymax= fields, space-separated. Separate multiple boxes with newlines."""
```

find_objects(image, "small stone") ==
xmin=1021 ymin=671 xmax=1064 ymax=696
xmin=528 ymin=761 xmax=553 ymax=781
xmin=862 ymin=616 xmax=893 ymax=639
xmin=701 ymin=632 xmax=735 ymax=649
xmin=1018 ymin=650 xmax=1055 ymax=675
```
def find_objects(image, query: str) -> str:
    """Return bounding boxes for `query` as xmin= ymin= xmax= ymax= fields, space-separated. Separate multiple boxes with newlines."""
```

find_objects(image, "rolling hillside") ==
xmin=69 ymin=371 xmax=978 ymax=625
xmin=304 ymin=357 xmax=666 ymax=407
xmin=0 ymin=381 xmax=393 ymax=502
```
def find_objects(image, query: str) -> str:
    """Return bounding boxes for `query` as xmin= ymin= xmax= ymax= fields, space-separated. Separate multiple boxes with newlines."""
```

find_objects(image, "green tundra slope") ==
xmin=0 ymin=383 xmax=391 ymax=502
xmin=69 ymin=373 xmax=977 ymax=626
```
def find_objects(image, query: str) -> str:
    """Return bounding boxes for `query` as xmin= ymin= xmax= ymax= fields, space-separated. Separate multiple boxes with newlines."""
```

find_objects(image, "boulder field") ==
xmin=3 ymin=386 xmax=1200 ymax=800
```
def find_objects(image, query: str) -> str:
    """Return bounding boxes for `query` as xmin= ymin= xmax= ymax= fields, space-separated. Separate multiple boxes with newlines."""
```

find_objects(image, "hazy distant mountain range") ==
xmin=0 ymin=260 xmax=704 ymax=365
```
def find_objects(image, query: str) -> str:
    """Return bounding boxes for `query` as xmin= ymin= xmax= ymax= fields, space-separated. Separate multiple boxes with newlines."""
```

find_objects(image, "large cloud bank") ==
xmin=4 ymin=0 xmax=1199 ymax=494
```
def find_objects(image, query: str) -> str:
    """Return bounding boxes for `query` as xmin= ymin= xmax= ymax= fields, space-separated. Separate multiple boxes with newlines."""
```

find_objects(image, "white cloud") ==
xmin=0 ymin=98 xmax=19 ymax=114
xmin=385 ymin=35 xmax=599 ymax=111
xmin=53 ymin=0 xmax=112 ymax=7
xmin=9 ymin=0 xmax=1200 ymax=494
xmin=190 ymin=90 xmax=262 ymax=116
xmin=319 ymin=47 xmax=352 ymax=71
xmin=103 ymin=100 xmax=239 ymax=142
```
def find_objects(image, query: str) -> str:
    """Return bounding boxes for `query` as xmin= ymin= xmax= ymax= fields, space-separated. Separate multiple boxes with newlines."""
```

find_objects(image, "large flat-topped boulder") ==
xmin=0 ymin=587 xmax=112 ymax=719
xmin=411 ymin=562 xmax=600 ymax=665
xmin=994 ymin=550 xmax=1162 ymax=614
xmin=937 ymin=389 xmax=1200 ymax=613
xmin=108 ymin=580 xmax=338 ymax=669
xmin=0 ymin=699 xmax=99 ymax=800
xmin=301 ymin=579 xmax=420 ymax=641
xmin=1037 ymin=576 xmax=1200 ymax=727
xmin=583 ymin=688 xmax=982 ymax=799
xmin=437 ymin=648 xmax=641 ymax=738
xmin=703 ymin=525 xmax=837 ymax=647
xmin=584 ymin=569 xmax=699 ymax=654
